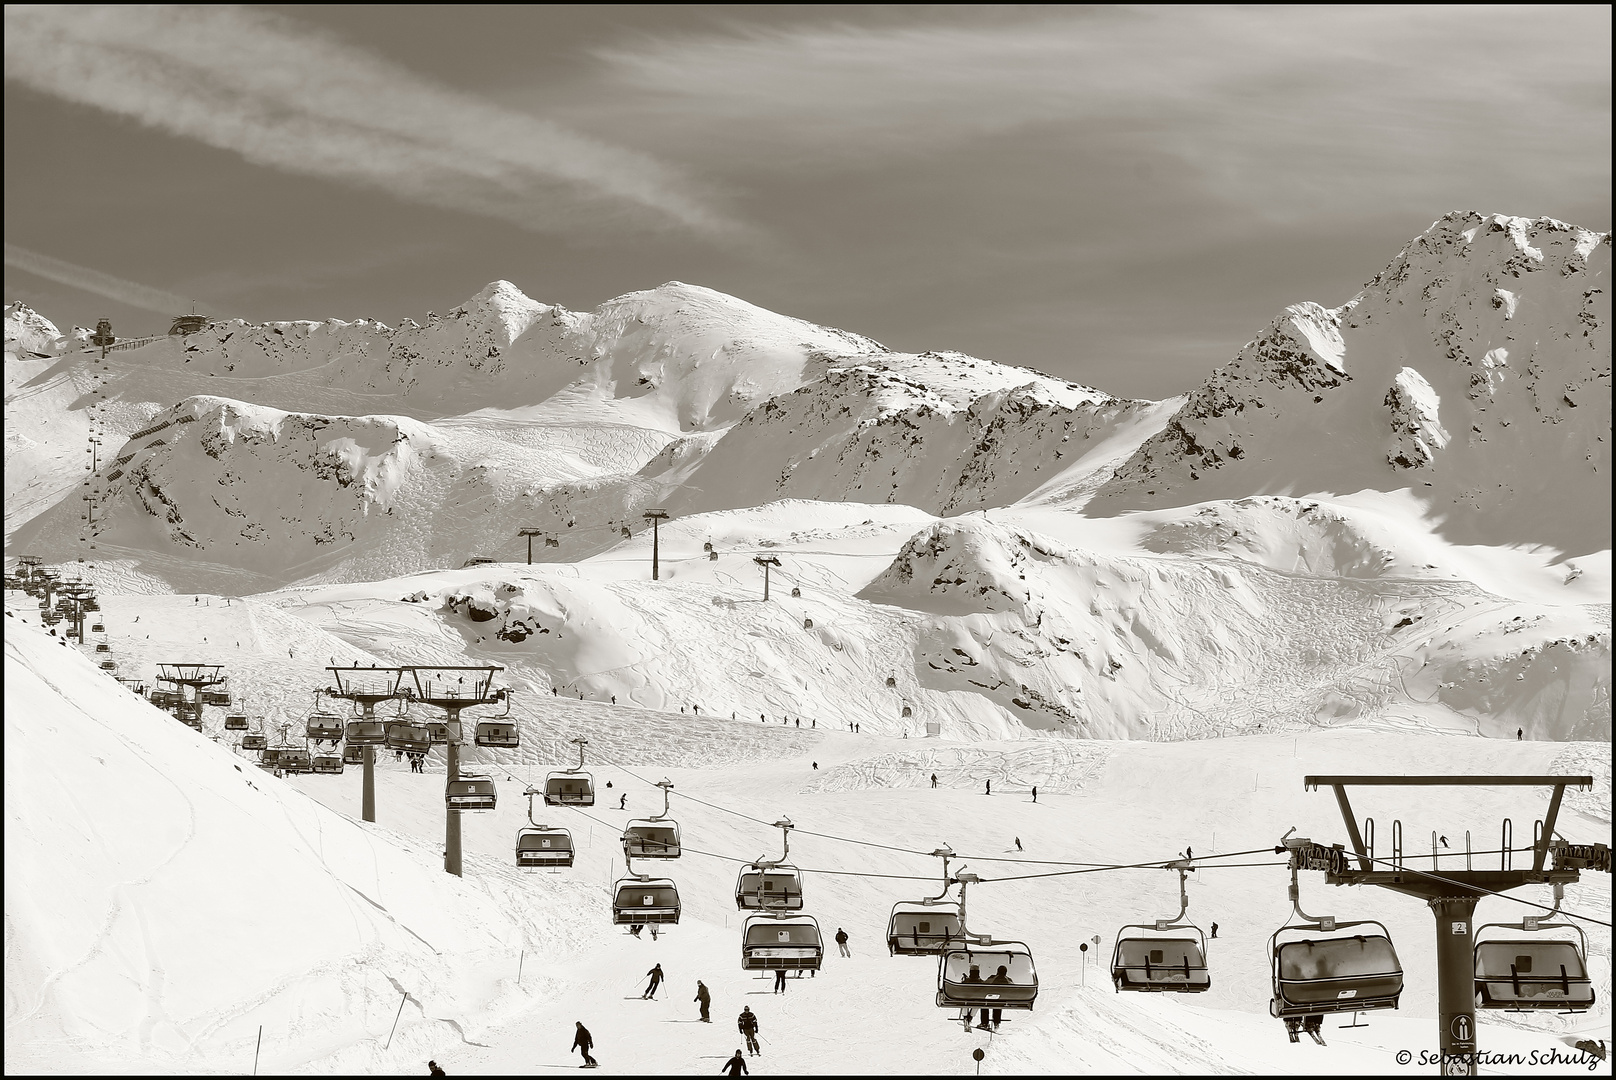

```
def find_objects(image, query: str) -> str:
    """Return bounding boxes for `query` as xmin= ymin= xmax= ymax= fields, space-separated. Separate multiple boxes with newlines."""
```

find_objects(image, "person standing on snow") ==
xmin=695 ymin=980 xmax=712 ymax=1022
xmin=773 ymin=967 xmax=787 ymax=994
xmin=427 ymin=1061 xmax=446 ymax=1076
xmin=1210 ymin=921 xmax=1219 ymax=939
xmin=723 ymin=1048 xmax=749 ymax=1076
xmin=738 ymin=1006 xmax=761 ymax=1055
xmin=643 ymin=963 xmax=665 ymax=999
xmin=931 ymin=773 xmax=938 ymax=789
xmin=835 ymin=927 xmax=850 ymax=957
xmin=571 ymin=1022 xmax=598 ymax=1067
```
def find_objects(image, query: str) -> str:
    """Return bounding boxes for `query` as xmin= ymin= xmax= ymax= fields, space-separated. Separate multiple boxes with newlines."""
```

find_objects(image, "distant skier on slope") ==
xmin=571 ymin=1021 xmax=598 ymax=1067
xmin=738 ymin=1006 xmax=761 ymax=1054
xmin=695 ymin=979 xmax=712 ymax=1022
xmin=836 ymin=927 xmax=850 ymax=956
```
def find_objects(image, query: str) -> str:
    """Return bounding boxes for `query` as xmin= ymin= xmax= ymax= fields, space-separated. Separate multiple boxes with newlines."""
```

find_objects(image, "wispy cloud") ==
xmin=587 ymin=6 xmax=1611 ymax=222
xmin=5 ymin=242 xmax=212 ymax=315
xmin=3 ymin=4 xmax=744 ymax=240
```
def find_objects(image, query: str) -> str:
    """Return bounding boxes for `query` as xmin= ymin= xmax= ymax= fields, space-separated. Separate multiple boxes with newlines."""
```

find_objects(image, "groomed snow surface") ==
xmin=5 ymin=610 xmax=1610 ymax=1075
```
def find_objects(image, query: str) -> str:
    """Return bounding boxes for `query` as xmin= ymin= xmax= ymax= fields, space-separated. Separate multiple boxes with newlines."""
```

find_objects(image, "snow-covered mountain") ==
xmin=1091 ymin=213 xmax=1610 ymax=553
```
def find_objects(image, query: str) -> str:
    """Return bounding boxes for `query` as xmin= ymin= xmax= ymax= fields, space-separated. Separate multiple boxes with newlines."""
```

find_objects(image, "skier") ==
xmin=428 ymin=1060 xmax=446 ymax=1075
xmin=985 ymin=779 xmax=992 ymax=796
xmin=812 ymin=762 xmax=818 ymax=770
xmin=1440 ymin=835 xmax=1450 ymax=848
xmin=738 ymin=1005 xmax=761 ymax=1055
xmin=612 ymin=695 xmax=617 ymax=705
xmin=723 ymin=1048 xmax=749 ymax=1076
xmin=643 ymin=963 xmax=664 ymax=999
xmin=1210 ymin=921 xmax=1219 ymax=939
xmin=1517 ymin=727 xmax=1523 ymax=740
xmin=854 ymin=722 xmax=860 ymax=733
xmin=795 ymin=718 xmax=799 ymax=728
xmin=571 ymin=1021 xmax=598 ymax=1067
xmin=1031 ymin=785 xmax=1038 ymax=804
xmin=695 ymin=979 xmax=711 ymax=1022
xmin=773 ymin=967 xmax=787 ymax=994
xmin=619 ymin=793 xmax=628 ymax=810
xmin=931 ymin=773 xmax=938 ymax=789
xmin=1014 ymin=837 xmax=1023 ymax=852
xmin=836 ymin=927 xmax=850 ymax=957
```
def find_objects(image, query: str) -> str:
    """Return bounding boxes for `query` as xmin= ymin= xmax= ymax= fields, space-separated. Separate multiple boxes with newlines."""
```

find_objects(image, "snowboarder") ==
xmin=931 ymin=773 xmax=938 ymax=789
xmin=1210 ymin=921 xmax=1219 ymax=939
xmin=723 ymin=1049 xmax=749 ymax=1076
xmin=773 ymin=967 xmax=787 ymax=993
xmin=643 ymin=963 xmax=664 ymax=999
xmin=571 ymin=1021 xmax=598 ymax=1067
xmin=619 ymin=793 xmax=628 ymax=810
xmin=836 ymin=927 xmax=850 ymax=957
xmin=738 ymin=1006 xmax=760 ymax=1055
xmin=695 ymin=979 xmax=711 ymax=1022
xmin=428 ymin=1060 xmax=446 ymax=1075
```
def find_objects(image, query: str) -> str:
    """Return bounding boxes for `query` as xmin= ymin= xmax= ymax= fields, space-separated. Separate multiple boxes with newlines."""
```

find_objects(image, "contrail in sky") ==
xmin=4 ymin=243 xmax=207 ymax=316
xmin=4 ymin=5 xmax=744 ymax=241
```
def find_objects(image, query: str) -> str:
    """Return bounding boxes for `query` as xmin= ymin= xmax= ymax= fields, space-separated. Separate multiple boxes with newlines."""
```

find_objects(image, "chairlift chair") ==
xmin=1474 ymin=884 xmax=1594 ymax=1012
xmin=305 ymin=710 xmax=344 ymax=740
xmin=91 ymin=622 xmax=105 ymax=633
xmin=1111 ymin=864 xmax=1211 ymax=994
xmin=475 ymin=720 xmax=519 ymax=748
xmin=735 ymin=818 xmax=804 ymax=910
xmin=99 ymin=659 xmax=117 ymax=671
xmin=277 ymin=748 xmax=313 ymax=774
xmin=1267 ymin=856 xmax=1402 ymax=1045
xmin=445 ymin=774 xmax=497 ymax=811
xmin=224 ymin=714 xmax=249 ymax=731
xmin=612 ymin=874 xmax=681 ymax=924
xmin=889 ymin=846 xmax=964 ymax=955
xmin=544 ymin=737 xmax=595 ymax=806
xmin=312 ymin=754 xmax=344 ymax=775
xmin=425 ymin=722 xmax=449 ymax=745
xmin=95 ymin=642 xmax=111 ymax=653
xmin=623 ymin=778 xmax=681 ymax=858
xmin=937 ymin=943 xmax=1039 ymax=1012
xmin=242 ymin=732 xmax=268 ymax=751
xmin=386 ymin=720 xmax=432 ymax=755
xmin=199 ymin=690 xmax=231 ymax=707
xmin=516 ymin=826 xmax=575 ymax=867
xmin=344 ymin=719 xmax=388 ymax=747
xmin=742 ymin=914 xmax=823 ymax=971
xmin=342 ymin=743 xmax=364 ymax=765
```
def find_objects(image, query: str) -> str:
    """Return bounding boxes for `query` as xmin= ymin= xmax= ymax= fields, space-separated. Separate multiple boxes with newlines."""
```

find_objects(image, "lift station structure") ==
xmin=1300 ymin=774 xmax=1598 ymax=1075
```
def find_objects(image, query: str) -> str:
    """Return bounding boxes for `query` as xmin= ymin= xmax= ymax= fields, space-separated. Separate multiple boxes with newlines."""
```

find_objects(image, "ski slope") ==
xmin=4 ymin=612 xmax=1610 ymax=1074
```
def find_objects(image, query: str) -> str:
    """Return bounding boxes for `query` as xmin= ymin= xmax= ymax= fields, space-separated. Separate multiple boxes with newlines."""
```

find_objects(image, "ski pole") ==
xmin=384 ymin=991 xmax=407 ymax=1050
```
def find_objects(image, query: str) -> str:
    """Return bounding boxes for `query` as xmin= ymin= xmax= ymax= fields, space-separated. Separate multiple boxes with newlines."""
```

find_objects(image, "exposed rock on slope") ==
xmin=3 ymin=301 xmax=63 ymax=357
xmin=1093 ymin=213 xmax=1611 ymax=553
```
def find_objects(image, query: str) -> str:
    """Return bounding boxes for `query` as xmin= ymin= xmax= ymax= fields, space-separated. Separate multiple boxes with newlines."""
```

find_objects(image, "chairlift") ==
xmin=98 ymin=659 xmax=117 ymax=671
xmin=242 ymin=732 xmax=268 ymax=751
xmin=224 ymin=714 xmax=249 ymax=731
xmin=386 ymin=720 xmax=432 ymax=754
xmin=344 ymin=719 xmax=388 ymax=746
xmin=342 ymin=743 xmax=364 ymax=765
xmin=623 ymin=779 xmax=681 ymax=858
xmin=306 ymin=712 xmax=345 ymax=743
xmin=199 ymin=690 xmax=231 ymax=707
xmin=475 ymin=721 xmax=519 ymax=748
xmin=742 ymin=914 xmax=824 ymax=971
xmin=612 ymin=867 xmax=681 ymax=924
xmin=312 ymin=754 xmax=344 ymax=775
xmin=91 ymin=622 xmax=105 ymax=633
xmin=934 ymin=872 xmax=1039 ymax=1018
xmin=889 ymin=846 xmax=964 ymax=955
xmin=277 ymin=748 xmax=313 ymax=774
xmin=544 ymin=737 xmax=595 ymax=806
xmin=426 ymin=722 xmax=450 ymax=745
xmin=95 ymin=642 xmax=111 ymax=653
xmin=446 ymin=774 xmax=497 ymax=811
xmin=516 ymin=786 xmax=575 ymax=867
xmin=1474 ymin=883 xmax=1594 ymax=1012
xmin=1268 ymin=855 xmax=1402 ymax=1045
xmin=735 ymin=819 xmax=804 ymax=910
xmin=1111 ymin=863 xmax=1211 ymax=994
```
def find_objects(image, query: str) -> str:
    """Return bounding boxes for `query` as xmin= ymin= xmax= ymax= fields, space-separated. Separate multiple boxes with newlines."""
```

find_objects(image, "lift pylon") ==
xmin=327 ymin=666 xmax=408 ymax=823
xmin=405 ymin=665 xmax=508 ymax=878
xmin=1301 ymin=774 xmax=1593 ymax=1075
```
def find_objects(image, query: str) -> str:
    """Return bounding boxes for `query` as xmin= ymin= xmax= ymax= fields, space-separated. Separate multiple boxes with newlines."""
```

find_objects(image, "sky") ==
xmin=4 ymin=4 xmax=1610 ymax=399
